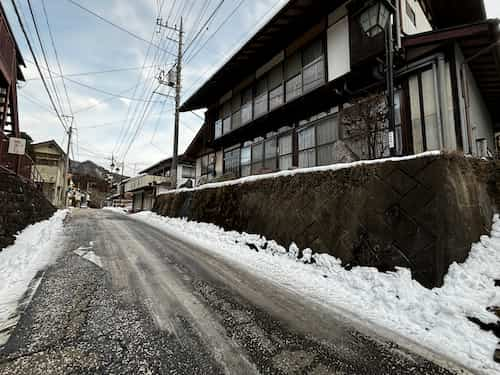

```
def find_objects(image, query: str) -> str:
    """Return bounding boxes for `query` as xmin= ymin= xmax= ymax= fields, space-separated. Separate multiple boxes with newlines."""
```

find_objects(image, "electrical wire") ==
xmin=26 ymin=0 xmax=67 ymax=120
xmin=24 ymin=64 xmax=160 ymax=81
xmin=40 ymin=0 xmax=74 ymax=116
xmin=10 ymin=0 xmax=68 ymax=132
xmin=65 ymin=0 xmax=176 ymax=58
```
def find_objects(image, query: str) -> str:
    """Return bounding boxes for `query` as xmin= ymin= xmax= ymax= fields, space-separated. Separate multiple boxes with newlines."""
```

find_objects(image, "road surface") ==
xmin=0 ymin=209 xmax=465 ymax=374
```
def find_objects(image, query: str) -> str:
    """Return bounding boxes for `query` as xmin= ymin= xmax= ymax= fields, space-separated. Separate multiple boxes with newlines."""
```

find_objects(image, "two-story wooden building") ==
xmin=181 ymin=0 xmax=499 ymax=183
xmin=32 ymin=140 xmax=66 ymax=207
xmin=0 ymin=2 xmax=27 ymax=176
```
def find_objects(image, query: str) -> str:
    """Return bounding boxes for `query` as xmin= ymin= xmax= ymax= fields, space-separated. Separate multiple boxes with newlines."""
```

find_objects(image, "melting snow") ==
xmin=0 ymin=210 xmax=68 ymax=345
xmin=131 ymin=211 xmax=500 ymax=374
xmin=74 ymin=244 xmax=103 ymax=269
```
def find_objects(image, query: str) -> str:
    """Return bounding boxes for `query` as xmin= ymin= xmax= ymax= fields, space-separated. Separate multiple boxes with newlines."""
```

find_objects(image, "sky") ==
xmin=3 ymin=0 xmax=500 ymax=176
xmin=3 ymin=0 xmax=287 ymax=175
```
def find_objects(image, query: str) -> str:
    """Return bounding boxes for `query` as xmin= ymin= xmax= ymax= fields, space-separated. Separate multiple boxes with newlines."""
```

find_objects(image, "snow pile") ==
xmin=102 ymin=206 xmax=128 ymax=215
xmin=165 ymin=151 xmax=442 ymax=195
xmin=0 ymin=210 xmax=68 ymax=342
xmin=132 ymin=211 xmax=500 ymax=374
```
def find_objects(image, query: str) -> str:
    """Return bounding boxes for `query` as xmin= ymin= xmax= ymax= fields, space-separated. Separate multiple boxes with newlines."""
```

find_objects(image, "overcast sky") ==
xmin=3 ymin=0 xmax=500 ymax=175
xmin=4 ymin=0 xmax=287 ymax=175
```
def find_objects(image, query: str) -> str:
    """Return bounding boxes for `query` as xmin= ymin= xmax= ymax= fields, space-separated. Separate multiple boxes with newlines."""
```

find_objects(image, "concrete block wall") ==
xmin=154 ymin=154 xmax=499 ymax=288
xmin=0 ymin=169 xmax=56 ymax=250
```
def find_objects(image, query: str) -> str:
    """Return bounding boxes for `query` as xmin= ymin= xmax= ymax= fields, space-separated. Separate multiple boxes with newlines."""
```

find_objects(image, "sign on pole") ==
xmin=8 ymin=137 xmax=26 ymax=155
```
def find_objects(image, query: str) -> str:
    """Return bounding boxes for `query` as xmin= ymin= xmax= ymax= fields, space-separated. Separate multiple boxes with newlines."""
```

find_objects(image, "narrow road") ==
xmin=0 ymin=209 xmax=464 ymax=374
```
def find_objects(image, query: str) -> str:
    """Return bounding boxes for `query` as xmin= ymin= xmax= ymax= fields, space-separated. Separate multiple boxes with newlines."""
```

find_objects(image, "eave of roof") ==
xmin=32 ymin=139 xmax=66 ymax=156
xmin=180 ymin=0 xmax=345 ymax=112
xmin=418 ymin=0 xmax=486 ymax=29
xmin=139 ymin=154 xmax=195 ymax=174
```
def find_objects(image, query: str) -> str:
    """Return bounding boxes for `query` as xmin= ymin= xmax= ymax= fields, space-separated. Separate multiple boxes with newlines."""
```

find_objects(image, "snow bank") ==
xmin=0 ymin=210 xmax=68 ymax=341
xmin=163 ymin=151 xmax=442 ymax=195
xmin=131 ymin=211 xmax=500 ymax=374
xmin=102 ymin=207 xmax=128 ymax=215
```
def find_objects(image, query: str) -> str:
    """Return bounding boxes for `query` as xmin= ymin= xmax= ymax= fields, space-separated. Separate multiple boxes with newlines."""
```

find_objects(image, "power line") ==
xmin=25 ymin=59 xmax=164 ymax=104
xmin=183 ymin=0 xmax=224 ymax=56
xmin=72 ymin=83 xmax=141 ymax=114
xmin=184 ymin=0 xmax=247 ymax=65
xmin=114 ymin=6 xmax=179 ymax=158
xmin=10 ymin=0 xmax=68 ymax=132
xmin=25 ymin=64 xmax=160 ymax=81
xmin=40 ymin=0 xmax=74 ymax=116
xmin=65 ymin=0 xmax=176 ymax=58
xmin=184 ymin=0 xmax=283 ymax=96
xmin=26 ymin=0 xmax=68 ymax=124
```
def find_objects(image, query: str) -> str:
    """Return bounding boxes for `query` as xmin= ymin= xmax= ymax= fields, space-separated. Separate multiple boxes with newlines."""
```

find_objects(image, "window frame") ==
xmin=223 ymin=146 xmax=241 ymax=176
xmin=278 ymin=131 xmax=294 ymax=171
xmin=406 ymin=1 xmax=417 ymax=27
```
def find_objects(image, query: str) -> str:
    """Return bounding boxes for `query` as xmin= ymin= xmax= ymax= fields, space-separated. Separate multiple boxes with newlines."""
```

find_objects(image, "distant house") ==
xmin=181 ymin=0 xmax=499 ymax=183
xmin=125 ymin=155 xmax=195 ymax=212
xmin=139 ymin=154 xmax=196 ymax=189
xmin=32 ymin=140 xmax=66 ymax=207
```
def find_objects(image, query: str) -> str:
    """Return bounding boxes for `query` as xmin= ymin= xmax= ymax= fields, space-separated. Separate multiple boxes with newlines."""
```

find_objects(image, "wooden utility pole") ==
xmin=63 ymin=117 xmax=73 ymax=207
xmin=156 ymin=17 xmax=183 ymax=188
xmin=172 ymin=17 xmax=183 ymax=189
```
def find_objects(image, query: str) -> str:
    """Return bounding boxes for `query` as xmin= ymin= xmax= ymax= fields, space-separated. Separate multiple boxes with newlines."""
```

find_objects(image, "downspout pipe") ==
xmin=432 ymin=61 xmax=444 ymax=149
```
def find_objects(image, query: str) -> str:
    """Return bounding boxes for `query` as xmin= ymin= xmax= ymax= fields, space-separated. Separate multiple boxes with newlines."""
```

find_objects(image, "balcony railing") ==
xmin=0 ymin=133 xmax=44 ymax=184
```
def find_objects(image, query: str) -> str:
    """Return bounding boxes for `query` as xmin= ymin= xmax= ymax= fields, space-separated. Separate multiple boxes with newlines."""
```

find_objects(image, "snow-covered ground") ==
xmin=102 ymin=206 xmax=129 ymax=215
xmin=131 ymin=211 xmax=500 ymax=374
xmin=0 ymin=210 xmax=68 ymax=345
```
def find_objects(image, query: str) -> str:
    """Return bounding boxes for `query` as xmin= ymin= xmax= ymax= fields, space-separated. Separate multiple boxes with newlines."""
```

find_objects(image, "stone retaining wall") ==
xmin=154 ymin=154 xmax=499 ymax=288
xmin=0 ymin=169 xmax=56 ymax=249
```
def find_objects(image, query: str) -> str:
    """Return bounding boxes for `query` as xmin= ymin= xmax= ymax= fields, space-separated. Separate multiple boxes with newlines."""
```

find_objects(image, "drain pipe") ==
xmin=432 ymin=61 xmax=444 ymax=149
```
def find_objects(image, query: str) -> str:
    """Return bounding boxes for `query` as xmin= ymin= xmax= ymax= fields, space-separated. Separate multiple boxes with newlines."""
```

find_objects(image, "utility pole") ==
xmin=156 ymin=17 xmax=183 ymax=188
xmin=63 ymin=116 xmax=73 ymax=207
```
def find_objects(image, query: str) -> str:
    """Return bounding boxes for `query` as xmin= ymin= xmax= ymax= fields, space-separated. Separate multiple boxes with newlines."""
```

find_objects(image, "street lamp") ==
xmin=357 ymin=0 xmax=397 ymax=156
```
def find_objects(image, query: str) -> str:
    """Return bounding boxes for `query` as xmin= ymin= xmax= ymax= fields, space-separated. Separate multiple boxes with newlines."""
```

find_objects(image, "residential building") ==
xmin=124 ymin=175 xmax=169 ymax=213
xmin=181 ymin=0 xmax=499 ymax=183
xmin=123 ymin=155 xmax=195 ymax=212
xmin=0 ymin=2 xmax=29 ymax=178
xmin=140 ymin=155 xmax=196 ymax=190
xmin=32 ymin=140 xmax=66 ymax=207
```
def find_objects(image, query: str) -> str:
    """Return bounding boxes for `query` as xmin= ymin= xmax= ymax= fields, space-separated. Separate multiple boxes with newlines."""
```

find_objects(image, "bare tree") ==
xmin=341 ymin=93 xmax=389 ymax=160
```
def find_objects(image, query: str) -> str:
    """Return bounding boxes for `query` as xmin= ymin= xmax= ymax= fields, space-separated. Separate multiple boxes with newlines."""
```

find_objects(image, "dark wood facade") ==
xmin=0 ymin=2 xmax=26 ymax=177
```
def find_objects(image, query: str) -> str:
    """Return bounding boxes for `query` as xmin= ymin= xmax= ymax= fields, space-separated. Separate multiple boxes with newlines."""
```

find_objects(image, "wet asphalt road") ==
xmin=0 ymin=209 xmax=467 ymax=374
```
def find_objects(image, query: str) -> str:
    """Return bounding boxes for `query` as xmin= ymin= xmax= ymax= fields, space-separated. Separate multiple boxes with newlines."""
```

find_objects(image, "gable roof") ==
xmin=140 ymin=154 xmax=195 ymax=175
xmin=32 ymin=140 xmax=66 ymax=156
